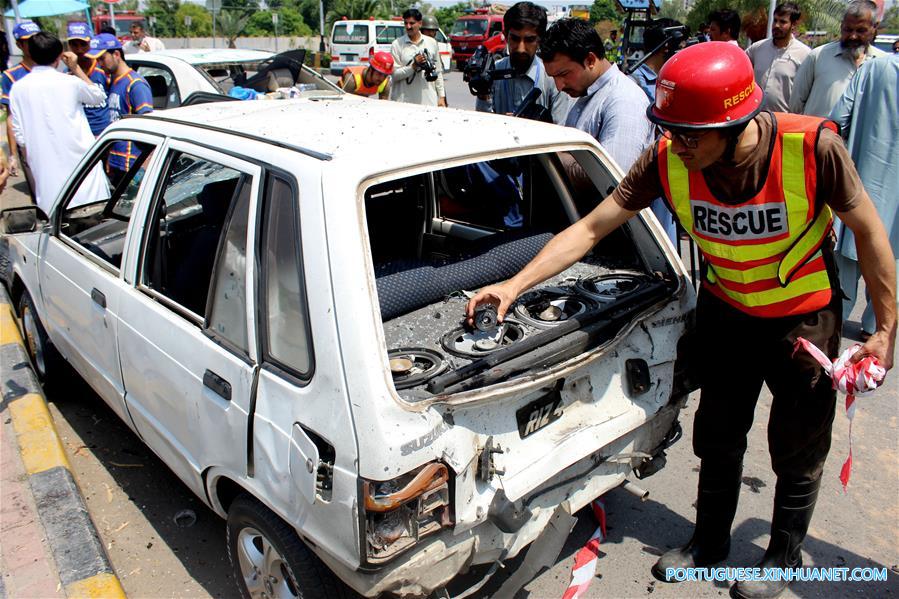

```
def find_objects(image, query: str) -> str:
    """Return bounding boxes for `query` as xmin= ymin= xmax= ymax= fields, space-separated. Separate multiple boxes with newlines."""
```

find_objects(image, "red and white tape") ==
xmin=561 ymin=499 xmax=607 ymax=599
xmin=793 ymin=337 xmax=885 ymax=491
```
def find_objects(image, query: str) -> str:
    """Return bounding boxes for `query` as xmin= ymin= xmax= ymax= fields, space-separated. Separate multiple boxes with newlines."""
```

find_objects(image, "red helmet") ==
xmin=648 ymin=42 xmax=763 ymax=130
xmin=370 ymin=51 xmax=394 ymax=75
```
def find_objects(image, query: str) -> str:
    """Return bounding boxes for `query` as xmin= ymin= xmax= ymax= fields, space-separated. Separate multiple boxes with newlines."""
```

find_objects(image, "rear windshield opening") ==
xmin=364 ymin=150 xmax=677 ymax=398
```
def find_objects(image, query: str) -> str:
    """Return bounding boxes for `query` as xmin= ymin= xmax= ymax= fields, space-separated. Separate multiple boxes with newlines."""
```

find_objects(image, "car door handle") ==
xmin=203 ymin=369 xmax=232 ymax=402
xmin=91 ymin=288 xmax=106 ymax=309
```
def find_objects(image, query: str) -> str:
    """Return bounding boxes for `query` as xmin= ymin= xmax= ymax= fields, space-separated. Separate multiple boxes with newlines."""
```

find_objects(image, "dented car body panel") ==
xmin=3 ymin=98 xmax=695 ymax=597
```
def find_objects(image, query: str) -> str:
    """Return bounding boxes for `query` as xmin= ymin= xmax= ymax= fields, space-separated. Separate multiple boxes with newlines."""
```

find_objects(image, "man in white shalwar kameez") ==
xmin=10 ymin=32 xmax=110 ymax=213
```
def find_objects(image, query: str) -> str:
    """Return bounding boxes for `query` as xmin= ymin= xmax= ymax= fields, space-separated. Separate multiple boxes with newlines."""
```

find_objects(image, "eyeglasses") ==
xmin=662 ymin=129 xmax=708 ymax=149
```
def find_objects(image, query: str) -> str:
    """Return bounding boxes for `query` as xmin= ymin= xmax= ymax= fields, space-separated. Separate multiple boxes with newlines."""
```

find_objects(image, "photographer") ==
xmin=390 ymin=9 xmax=446 ymax=107
xmin=474 ymin=1 xmax=571 ymax=125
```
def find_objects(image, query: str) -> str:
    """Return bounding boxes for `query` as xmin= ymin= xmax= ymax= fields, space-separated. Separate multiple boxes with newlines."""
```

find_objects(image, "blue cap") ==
xmin=85 ymin=33 xmax=122 ymax=58
xmin=13 ymin=21 xmax=41 ymax=40
xmin=66 ymin=22 xmax=91 ymax=41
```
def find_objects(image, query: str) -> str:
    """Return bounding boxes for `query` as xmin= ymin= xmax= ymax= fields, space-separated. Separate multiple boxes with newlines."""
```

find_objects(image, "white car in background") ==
xmin=127 ymin=48 xmax=343 ymax=109
xmin=329 ymin=19 xmax=452 ymax=76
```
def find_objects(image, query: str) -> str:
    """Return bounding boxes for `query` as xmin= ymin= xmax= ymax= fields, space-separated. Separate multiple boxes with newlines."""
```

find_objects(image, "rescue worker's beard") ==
xmin=840 ymin=39 xmax=867 ymax=59
xmin=510 ymin=52 xmax=534 ymax=73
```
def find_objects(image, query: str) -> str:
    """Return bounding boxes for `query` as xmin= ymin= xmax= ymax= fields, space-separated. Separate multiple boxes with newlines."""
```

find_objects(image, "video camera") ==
xmin=416 ymin=50 xmax=439 ymax=82
xmin=462 ymin=44 xmax=515 ymax=96
xmin=463 ymin=43 xmax=552 ymax=123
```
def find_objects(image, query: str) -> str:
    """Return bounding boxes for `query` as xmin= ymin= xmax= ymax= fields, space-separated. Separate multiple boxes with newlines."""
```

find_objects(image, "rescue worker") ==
xmin=338 ymin=51 xmax=393 ymax=99
xmin=467 ymin=42 xmax=896 ymax=599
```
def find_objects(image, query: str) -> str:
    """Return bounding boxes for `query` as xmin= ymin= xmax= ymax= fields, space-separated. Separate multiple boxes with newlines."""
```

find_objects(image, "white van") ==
xmin=330 ymin=19 xmax=451 ymax=76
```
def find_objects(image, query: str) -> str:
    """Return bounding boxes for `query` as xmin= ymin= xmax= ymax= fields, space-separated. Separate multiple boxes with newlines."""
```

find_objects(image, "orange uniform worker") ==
xmin=467 ymin=42 xmax=896 ymax=599
xmin=339 ymin=51 xmax=393 ymax=99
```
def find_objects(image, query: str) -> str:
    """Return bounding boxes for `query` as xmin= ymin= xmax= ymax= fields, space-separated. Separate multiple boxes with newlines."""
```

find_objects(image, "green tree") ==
xmin=246 ymin=8 xmax=314 ymax=35
xmin=217 ymin=9 xmax=252 ymax=47
xmin=175 ymin=3 xmax=213 ymax=36
xmin=590 ymin=0 xmax=621 ymax=24
xmin=146 ymin=0 xmax=179 ymax=37
xmin=327 ymin=0 xmax=382 ymax=25
xmin=882 ymin=4 xmax=899 ymax=33
xmin=435 ymin=2 xmax=468 ymax=32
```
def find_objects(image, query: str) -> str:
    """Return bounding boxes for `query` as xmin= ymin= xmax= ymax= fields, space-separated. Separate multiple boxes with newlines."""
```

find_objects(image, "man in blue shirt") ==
xmin=474 ymin=2 xmax=571 ymax=125
xmin=66 ymin=22 xmax=110 ymax=136
xmin=86 ymin=33 xmax=153 ymax=184
xmin=2 ymin=21 xmax=40 ymax=184
xmin=829 ymin=55 xmax=899 ymax=340
xmin=540 ymin=18 xmax=653 ymax=172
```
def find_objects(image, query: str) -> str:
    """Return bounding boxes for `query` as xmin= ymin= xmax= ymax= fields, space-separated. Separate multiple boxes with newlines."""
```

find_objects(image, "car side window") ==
xmin=207 ymin=180 xmax=252 ymax=353
xmin=261 ymin=175 xmax=312 ymax=378
xmin=135 ymin=65 xmax=181 ymax=109
xmin=142 ymin=152 xmax=250 ymax=319
xmin=59 ymin=140 xmax=156 ymax=269
xmin=489 ymin=21 xmax=503 ymax=36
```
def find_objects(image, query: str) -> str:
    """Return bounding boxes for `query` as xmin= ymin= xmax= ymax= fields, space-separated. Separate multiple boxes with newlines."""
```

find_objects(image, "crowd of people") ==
xmin=0 ymin=21 xmax=154 ymax=206
xmin=0 ymin=3 xmax=895 ymax=598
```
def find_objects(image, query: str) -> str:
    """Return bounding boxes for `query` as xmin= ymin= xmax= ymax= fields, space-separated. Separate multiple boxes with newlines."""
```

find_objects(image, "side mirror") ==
xmin=0 ymin=205 xmax=49 ymax=234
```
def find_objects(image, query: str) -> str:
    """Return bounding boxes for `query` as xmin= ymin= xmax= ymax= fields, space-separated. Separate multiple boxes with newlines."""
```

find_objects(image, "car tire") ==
xmin=18 ymin=289 xmax=65 ymax=383
xmin=226 ymin=494 xmax=357 ymax=599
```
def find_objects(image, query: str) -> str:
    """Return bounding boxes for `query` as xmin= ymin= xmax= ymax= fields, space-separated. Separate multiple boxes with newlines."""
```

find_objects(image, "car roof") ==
xmin=139 ymin=48 xmax=275 ymax=65
xmin=143 ymin=99 xmax=600 ymax=171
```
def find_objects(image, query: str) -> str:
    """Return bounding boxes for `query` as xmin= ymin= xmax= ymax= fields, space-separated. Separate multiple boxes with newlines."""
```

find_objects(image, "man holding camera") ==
xmin=474 ymin=2 xmax=571 ymax=125
xmin=390 ymin=9 xmax=446 ymax=107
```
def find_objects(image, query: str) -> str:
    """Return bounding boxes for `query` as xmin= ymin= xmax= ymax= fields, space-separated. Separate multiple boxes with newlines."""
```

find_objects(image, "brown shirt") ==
xmin=611 ymin=112 xmax=862 ymax=214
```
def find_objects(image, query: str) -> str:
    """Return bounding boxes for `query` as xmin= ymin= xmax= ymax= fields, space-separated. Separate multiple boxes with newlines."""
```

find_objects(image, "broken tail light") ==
xmin=362 ymin=462 xmax=453 ymax=563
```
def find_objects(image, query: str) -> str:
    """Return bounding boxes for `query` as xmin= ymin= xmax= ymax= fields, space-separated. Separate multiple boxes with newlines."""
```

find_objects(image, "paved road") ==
xmin=2 ymin=78 xmax=898 ymax=598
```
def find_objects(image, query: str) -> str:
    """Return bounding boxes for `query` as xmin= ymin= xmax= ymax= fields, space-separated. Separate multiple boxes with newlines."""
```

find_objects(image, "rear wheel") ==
xmin=18 ymin=289 xmax=64 ymax=382
xmin=226 ymin=494 xmax=356 ymax=599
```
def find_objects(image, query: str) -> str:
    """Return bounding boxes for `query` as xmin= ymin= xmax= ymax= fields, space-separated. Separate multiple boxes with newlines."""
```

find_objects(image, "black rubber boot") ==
xmin=652 ymin=462 xmax=742 ymax=582
xmin=730 ymin=477 xmax=821 ymax=599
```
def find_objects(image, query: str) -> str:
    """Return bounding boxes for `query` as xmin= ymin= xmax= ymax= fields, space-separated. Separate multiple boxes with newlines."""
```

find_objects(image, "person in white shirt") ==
xmin=124 ymin=22 xmax=165 ymax=54
xmin=708 ymin=9 xmax=741 ymax=45
xmin=10 ymin=32 xmax=109 ymax=212
xmin=390 ymin=9 xmax=446 ymax=106
xmin=746 ymin=2 xmax=811 ymax=112
xmin=789 ymin=0 xmax=885 ymax=117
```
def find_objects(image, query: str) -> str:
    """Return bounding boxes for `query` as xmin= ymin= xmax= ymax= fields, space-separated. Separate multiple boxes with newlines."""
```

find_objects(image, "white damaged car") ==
xmin=2 ymin=98 xmax=696 ymax=597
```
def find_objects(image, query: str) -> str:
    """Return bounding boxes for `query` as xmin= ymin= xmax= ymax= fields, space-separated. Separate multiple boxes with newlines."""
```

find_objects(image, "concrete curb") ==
xmin=0 ymin=285 xmax=126 ymax=598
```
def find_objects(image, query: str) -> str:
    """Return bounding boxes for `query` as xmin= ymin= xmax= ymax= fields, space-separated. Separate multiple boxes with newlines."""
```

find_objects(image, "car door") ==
xmin=116 ymin=142 xmax=260 ymax=497
xmin=40 ymin=134 xmax=162 ymax=426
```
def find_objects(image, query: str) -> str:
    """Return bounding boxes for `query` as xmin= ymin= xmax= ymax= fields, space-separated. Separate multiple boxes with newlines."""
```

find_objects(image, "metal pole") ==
xmin=273 ymin=12 xmax=279 ymax=52
xmin=110 ymin=3 xmax=116 ymax=32
xmin=319 ymin=0 xmax=325 ymax=51
xmin=767 ymin=0 xmax=776 ymax=38
xmin=10 ymin=0 xmax=22 ymax=22
xmin=212 ymin=7 xmax=216 ymax=49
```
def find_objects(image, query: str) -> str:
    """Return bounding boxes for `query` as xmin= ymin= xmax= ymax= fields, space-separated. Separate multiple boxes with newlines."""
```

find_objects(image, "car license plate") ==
xmin=516 ymin=385 xmax=564 ymax=438
xmin=342 ymin=54 xmax=357 ymax=62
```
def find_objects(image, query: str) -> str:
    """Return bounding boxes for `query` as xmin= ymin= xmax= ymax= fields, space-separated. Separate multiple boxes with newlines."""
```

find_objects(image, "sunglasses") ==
xmin=662 ymin=129 xmax=708 ymax=149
